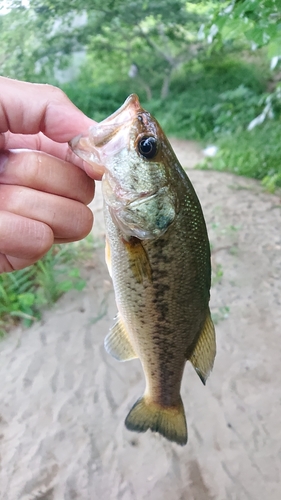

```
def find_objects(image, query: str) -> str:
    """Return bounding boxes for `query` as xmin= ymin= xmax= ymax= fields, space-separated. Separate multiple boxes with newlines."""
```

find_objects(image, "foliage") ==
xmin=0 ymin=4 xmax=67 ymax=82
xmin=61 ymin=78 xmax=134 ymax=121
xmin=206 ymin=0 xmax=281 ymax=63
xmin=0 ymin=7 xmax=40 ymax=81
xmin=0 ymin=237 xmax=94 ymax=337
xmin=62 ymin=51 xmax=281 ymax=190
xmin=0 ymin=0 xmax=211 ymax=97
xmin=197 ymin=0 xmax=281 ymax=190
xmin=200 ymin=118 xmax=281 ymax=189
xmin=62 ymin=54 xmax=267 ymax=131
xmin=142 ymin=57 xmax=268 ymax=139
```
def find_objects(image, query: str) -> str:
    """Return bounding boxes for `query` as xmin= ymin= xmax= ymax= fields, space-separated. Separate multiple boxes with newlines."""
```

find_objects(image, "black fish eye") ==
xmin=138 ymin=136 xmax=157 ymax=159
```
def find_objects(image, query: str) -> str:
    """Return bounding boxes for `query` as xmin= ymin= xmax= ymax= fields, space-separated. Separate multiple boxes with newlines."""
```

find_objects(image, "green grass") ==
xmin=0 ymin=236 xmax=95 ymax=337
xmin=199 ymin=119 xmax=281 ymax=190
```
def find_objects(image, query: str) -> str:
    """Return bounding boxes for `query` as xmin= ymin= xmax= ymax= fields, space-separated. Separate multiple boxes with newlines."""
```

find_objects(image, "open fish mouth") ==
xmin=69 ymin=94 xmax=143 ymax=167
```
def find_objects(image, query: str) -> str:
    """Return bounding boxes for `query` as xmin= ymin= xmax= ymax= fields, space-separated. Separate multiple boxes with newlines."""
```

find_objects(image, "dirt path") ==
xmin=0 ymin=139 xmax=281 ymax=500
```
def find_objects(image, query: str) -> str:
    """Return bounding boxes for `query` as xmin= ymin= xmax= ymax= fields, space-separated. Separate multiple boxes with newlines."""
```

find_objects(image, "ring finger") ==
xmin=0 ymin=184 xmax=93 ymax=242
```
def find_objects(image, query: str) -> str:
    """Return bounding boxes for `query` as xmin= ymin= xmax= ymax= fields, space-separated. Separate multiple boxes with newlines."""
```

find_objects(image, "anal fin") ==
xmin=105 ymin=313 xmax=138 ymax=362
xmin=189 ymin=309 xmax=216 ymax=385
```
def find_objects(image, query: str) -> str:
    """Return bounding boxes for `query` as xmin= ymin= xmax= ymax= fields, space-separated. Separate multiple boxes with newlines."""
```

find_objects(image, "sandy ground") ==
xmin=0 ymin=139 xmax=281 ymax=500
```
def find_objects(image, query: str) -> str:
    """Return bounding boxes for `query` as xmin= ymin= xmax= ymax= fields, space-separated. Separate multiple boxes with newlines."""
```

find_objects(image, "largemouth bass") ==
xmin=70 ymin=94 xmax=216 ymax=446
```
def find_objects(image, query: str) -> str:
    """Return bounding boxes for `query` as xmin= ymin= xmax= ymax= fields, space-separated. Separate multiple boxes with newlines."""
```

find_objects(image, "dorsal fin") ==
xmin=189 ymin=310 xmax=216 ymax=385
xmin=104 ymin=313 xmax=138 ymax=362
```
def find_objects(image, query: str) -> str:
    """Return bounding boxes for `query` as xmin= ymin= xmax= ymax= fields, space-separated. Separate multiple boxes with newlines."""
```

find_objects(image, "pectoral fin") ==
xmin=124 ymin=237 xmax=152 ymax=284
xmin=189 ymin=310 xmax=216 ymax=385
xmin=105 ymin=237 xmax=112 ymax=278
xmin=104 ymin=313 xmax=138 ymax=362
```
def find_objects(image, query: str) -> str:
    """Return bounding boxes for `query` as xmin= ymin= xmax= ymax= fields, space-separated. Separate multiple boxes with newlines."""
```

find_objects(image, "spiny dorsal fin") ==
xmin=189 ymin=310 xmax=216 ymax=385
xmin=123 ymin=238 xmax=152 ymax=284
xmin=125 ymin=395 xmax=187 ymax=446
xmin=104 ymin=313 xmax=138 ymax=362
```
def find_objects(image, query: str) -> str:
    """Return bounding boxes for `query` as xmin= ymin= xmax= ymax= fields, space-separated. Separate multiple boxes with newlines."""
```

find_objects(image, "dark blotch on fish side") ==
xmin=156 ymin=214 xmax=172 ymax=230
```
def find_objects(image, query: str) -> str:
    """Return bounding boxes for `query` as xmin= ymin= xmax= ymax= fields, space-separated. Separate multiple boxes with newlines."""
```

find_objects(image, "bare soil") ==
xmin=0 ymin=139 xmax=281 ymax=500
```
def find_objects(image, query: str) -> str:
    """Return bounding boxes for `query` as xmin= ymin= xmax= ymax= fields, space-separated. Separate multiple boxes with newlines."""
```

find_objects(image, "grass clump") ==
xmin=0 ymin=237 xmax=94 ymax=337
xmin=200 ymin=119 xmax=281 ymax=190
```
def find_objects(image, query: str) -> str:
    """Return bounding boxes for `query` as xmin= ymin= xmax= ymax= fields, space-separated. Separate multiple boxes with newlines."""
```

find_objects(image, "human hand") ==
xmin=0 ymin=77 xmax=102 ymax=273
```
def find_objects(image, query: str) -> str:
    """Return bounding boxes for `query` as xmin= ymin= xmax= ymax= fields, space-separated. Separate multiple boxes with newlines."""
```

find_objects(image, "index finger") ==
xmin=0 ymin=131 xmax=104 ymax=179
xmin=0 ymin=77 xmax=94 ymax=142
xmin=0 ymin=77 xmax=104 ymax=179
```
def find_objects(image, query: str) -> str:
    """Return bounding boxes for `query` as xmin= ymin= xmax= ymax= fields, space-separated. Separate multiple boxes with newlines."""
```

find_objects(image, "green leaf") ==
xmin=18 ymin=293 xmax=36 ymax=308
xmin=68 ymin=268 xmax=81 ymax=278
xmin=267 ymin=37 xmax=281 ymax=57
xmin=74 ymin=280 xmax=86 ymax=291
xmin=245 ymin=27 xmax=265 ymax=46
xmin=57 ymin=280 xmax=75 ymax=293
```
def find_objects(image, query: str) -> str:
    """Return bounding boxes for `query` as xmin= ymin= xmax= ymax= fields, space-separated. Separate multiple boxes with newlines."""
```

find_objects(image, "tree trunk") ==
xmin=160 ymin=70 xmax=173 ymax=99
xmin=138 ymin=77 xmax=153 ymax=101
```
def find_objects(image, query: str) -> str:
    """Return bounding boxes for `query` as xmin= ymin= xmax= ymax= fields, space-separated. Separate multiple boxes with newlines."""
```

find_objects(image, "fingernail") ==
xmin=0 ymin=152 xmax=9 ymax=174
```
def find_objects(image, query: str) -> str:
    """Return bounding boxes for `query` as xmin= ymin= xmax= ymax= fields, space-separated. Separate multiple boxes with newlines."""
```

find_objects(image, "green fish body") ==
xmin=70 ymin=95 xmax=216 ymax=446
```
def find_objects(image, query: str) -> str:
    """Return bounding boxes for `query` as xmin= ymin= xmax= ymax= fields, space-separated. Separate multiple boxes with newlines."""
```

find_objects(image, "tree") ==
xmin=0 ymin=0 xmax=210 ymax=98
xmin=206 ymin=0 xmax=281 ymax=65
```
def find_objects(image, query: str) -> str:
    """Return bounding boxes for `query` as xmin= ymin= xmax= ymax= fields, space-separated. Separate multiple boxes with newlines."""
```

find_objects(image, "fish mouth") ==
xmin=69 ymin=94 xmax=143 ymax=167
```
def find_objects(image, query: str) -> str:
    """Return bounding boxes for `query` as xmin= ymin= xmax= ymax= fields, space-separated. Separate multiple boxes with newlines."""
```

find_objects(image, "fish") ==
xmin=69 ymin=94 xmax=216 ymax=446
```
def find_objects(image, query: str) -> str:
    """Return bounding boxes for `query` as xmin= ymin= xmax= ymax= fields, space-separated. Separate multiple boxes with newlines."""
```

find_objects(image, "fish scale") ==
xmin=70 ymin=94 xmax=216 ymax=446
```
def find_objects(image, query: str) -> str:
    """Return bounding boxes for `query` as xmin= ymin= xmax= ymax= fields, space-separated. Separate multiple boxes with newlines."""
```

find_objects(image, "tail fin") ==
xmin=125 ymin=396 xmax=187 ymax=446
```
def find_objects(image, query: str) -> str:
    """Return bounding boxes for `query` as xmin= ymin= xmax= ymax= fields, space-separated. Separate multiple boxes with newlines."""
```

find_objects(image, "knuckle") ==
xmin=32 ymin=222 xmax=54 ymax=257
xmin=77 ymin=175 xmax=95 ymax=205
xmin=46 ymin=84 xmax=69 ymax=105
xmin=21 ymin=219 xmax=54 ymax=260
xmin=74 ymin=205 xmax=94 ymax=239
xmin=23 ymin=151 xmax=42 ymax=185
xmin=84 ymin=179 xmax=95 ymax=205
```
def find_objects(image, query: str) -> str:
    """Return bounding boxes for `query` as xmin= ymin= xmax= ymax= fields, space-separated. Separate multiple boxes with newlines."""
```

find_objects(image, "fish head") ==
xmin=70 ymin=94 xmax=178 ymax=240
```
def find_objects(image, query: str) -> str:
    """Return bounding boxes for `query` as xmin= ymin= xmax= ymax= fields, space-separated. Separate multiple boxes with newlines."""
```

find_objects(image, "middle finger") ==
xmin=0 ymin=133 xmax=104 ymax=180
xmin=0 ymin=150 xmax=95 ymax=204
xmin=0 ymin=184 xmax=93 ymax=241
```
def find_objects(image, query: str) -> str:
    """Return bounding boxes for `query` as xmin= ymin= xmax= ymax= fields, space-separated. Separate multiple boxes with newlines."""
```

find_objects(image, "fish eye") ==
xmin=138 ymin=136 xmax=157 ymax=159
